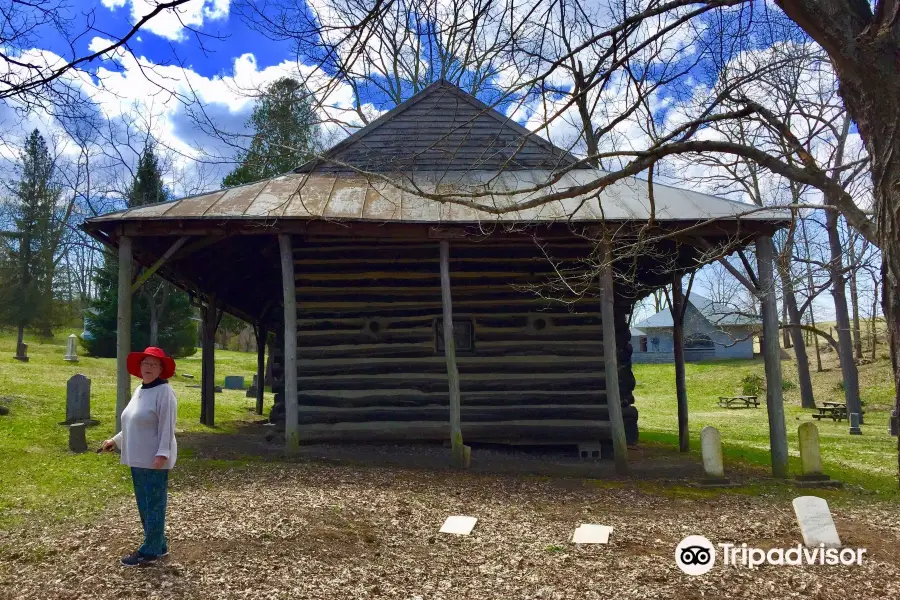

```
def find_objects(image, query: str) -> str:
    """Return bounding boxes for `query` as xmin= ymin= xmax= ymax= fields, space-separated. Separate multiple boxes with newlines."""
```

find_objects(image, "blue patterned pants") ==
xmin=130 ymin=467 xmax=169 ymax=557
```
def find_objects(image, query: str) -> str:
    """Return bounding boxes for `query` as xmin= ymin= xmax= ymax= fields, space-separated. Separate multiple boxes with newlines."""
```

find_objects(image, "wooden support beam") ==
xmin=672 ymin=272 xmax=689 ymax=453
xmin=130 ymin=236 xmax=190 ymax=293
xmin=115 ymin=236 xmax=133 ymax=434
xmin=255 ymin=322 xmax=268 ymax=415
xmin=279 ymin=234 xmax=300 ymax=453
xmin=757 ymin=235 xmax=788 ymax=478
xmin=598 ymin=238 xmax=628 ymax=474
xmin=200 ymin=295 xmax=218 ymax=427
xmin=440 ymin=240 xmax=466 ymax=468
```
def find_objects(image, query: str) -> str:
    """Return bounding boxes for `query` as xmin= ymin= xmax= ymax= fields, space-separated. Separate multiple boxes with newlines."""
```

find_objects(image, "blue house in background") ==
xmin=631 ymin=294 xmax=760 ymax=363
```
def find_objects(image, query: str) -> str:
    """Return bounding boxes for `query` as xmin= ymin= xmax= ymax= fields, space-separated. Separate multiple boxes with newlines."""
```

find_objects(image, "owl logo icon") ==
xmin=675 ymin=535 xmax=716 ymax=575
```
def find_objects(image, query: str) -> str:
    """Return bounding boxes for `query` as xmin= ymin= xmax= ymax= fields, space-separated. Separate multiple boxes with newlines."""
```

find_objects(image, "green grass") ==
xmin=634 ymin=354 xmax=899 ymax=497
xmin=0 ymin=329 xmax=265 ymax=529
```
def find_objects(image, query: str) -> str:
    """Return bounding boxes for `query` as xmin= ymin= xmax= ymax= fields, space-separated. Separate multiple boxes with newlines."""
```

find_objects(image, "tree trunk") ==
xmin=782 ymin=301 xmax=792 ymax=348
xmin=780 ymin=270 xmax=816 ymax=408
xmin=16 ymin=324 xmax=24 ymax=353
xmin=825 ymin=206 xmax=864 ymax=425
xmin=149 ymin=305 xmax=159 ymax=347
xmin=848 ymin=239 xmax=863 ymax=360
xmin=672 ymin=272 xmax=689 ymax=452
xmin=871 ymin=273 xmax=879 ymax=362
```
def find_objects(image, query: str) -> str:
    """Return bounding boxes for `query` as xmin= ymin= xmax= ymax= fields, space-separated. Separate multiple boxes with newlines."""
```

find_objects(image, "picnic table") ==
xmin=812 ymin=401 xmax=864 ymax=422
xmin=717 ymin=395 xmax=760 ymax=408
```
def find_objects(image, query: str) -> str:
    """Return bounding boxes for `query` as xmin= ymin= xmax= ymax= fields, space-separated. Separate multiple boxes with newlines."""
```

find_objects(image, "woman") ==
xmin=101 ymin=346 xmax=178 ymax=567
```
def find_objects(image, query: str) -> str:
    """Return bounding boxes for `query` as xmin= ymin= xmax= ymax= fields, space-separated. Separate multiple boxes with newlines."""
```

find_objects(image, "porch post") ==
xmin=200 ymin=295 xmax=218 ymax=426
xmin=255 ymin=322 xmax=268 ymax=415
xmin=756 ymin=234 xmax=789 ymax=478
xmin=439 ymin=240 xmax=465 ymax=468
xmin=672 ymin=272 xmax=689 ymax=452
xmin=115 ymin=236 xmax=133 ymax=434
xmin=279 ymin=234 xmax=299 ymax=453
xmin=599 ymin=238 xmax=628 ymax=473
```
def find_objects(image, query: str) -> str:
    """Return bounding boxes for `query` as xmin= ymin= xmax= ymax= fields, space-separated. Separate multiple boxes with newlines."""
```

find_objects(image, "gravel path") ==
xmin=1 ymin=444 xmax=899 ymax=600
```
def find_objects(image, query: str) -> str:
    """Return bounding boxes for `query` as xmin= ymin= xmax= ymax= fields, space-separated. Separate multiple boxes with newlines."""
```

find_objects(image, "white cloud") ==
xmin=105 ymin=0 xmax=231 ymax=42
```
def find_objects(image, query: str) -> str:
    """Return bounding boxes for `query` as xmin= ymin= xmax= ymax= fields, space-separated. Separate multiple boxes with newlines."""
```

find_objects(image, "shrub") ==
xmin=741 ymin=373 xmax=765 ymax=396
xmin=781 ymin=380 xmax=797 ymax=392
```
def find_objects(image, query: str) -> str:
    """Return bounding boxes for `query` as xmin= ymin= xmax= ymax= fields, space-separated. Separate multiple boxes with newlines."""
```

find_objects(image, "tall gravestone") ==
xmin=247 ymin=374 xmax=258 ymax=398
xmin=61 ymin=374 xmax=98 ymax=426
xmin=698 ymin=425 xmax=732 ymax=486
xmin=64 ymin=334 xmax=79 ymax=362
xmin=796 ymin=423 xmax=840 ymax=487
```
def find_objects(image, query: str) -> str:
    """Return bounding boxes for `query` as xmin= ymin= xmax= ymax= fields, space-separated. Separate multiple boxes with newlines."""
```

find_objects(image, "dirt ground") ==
xmin=1 ymin=431 xmax=899 ymax=600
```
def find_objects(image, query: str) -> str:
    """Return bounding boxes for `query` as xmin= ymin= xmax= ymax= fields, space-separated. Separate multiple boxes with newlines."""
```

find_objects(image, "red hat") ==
xmin=127 ymin=347 xmax=176 ymax=380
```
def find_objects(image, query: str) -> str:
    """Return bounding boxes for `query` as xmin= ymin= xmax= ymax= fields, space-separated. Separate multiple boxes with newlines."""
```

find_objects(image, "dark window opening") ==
xmin=435 ymin=318 xmax=474 ymax=353
xmin=685 ymin=333 xmax=714 ymax=349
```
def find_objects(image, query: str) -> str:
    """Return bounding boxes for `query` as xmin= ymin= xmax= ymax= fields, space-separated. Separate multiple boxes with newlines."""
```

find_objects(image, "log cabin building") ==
xmin=82 ymin=80 xmax=789 ymax=463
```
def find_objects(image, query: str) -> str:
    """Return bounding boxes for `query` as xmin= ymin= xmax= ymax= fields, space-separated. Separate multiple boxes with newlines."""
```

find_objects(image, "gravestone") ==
xmin=439 ymin=515 xmax=477 ymax=536
xmin=792 ymin=496 xmax=841 ymax=548
xmin=181 ymin=373 xmax=194 ymax=379
xmin=796 ymin=423 xmax=840 ymax=487
xmin=848 ymin=412 xmax=862 ymax=435
xmin=14 ymin=342 xmax=28 ymax=362
xmin=698 ymin=426 xmax=731 ymax=486
xmin=224 ymin=375 xmax=245 ymax=390
xmin=214 ymin=385 xmax=223 ymax=393
xmin=247 ymin=374 xmax=258 ymax=398
xmin=890 ymin=410 xmax=899 ymax=437
xmin=0 ymin=405 xmax=8 ymax=416
xmin=61 ymin=374 xmax=98 ymax=426
xmin=64 ymin=334 xmax=79 ymax=362
xmin=68 ymin=423 xmax=88 ymax=453
xmin=571 ymin=524 xmax=613 ymax=544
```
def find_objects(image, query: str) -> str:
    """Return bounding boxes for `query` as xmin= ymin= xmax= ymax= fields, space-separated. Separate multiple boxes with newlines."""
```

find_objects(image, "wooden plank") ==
xmin=294 ymin=341 xmax=604 ymax=359
xmin=130 ymin=236 xmax=190 ymax=293
xmin=599 ymin=238 xmax=628 ymax=474
xmin=280 ymin=234 xmax=300 ymax=453
xmin=255 ymin=322 xmax=267 ymax=415
xmin=757 ymin=235 xmax=788 ymax=478
xmin=440 ymin=240 xmax=465 ymax=468
xmin=295 ymin=371 xmax=605 ymax=393
xmin=293 ymin=420 xmax=613 ymax=443
xmin=295 ymin=355 xmax=605 ymax=376
xmin=115 ymin=236 xmax=133 ymax=434
xmin=294 ymin=404 xmax=612 ymax=424
xmin=294 ymin=390 xmax=607 ymax=408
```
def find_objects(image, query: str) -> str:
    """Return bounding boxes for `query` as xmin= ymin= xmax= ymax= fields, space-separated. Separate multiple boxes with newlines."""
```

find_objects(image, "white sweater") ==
xmin=112 ymin=380 xmax=178 ymax=470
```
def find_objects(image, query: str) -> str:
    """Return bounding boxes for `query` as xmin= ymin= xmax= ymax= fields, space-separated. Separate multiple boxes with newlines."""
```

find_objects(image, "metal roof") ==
xmin=635 ymin=294 xmax=762 ymax=329
xmin=87 ymin=168 xmax=789 ymax=224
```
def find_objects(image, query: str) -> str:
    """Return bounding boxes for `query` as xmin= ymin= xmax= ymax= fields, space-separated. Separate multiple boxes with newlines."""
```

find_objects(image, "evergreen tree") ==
xmin=83 ymin=141 xmax=197 ymax=358
xmin=223 ymin=77 xmax=319 ymax=187
xmin=0 ymin=129 xmax=61 ymax=344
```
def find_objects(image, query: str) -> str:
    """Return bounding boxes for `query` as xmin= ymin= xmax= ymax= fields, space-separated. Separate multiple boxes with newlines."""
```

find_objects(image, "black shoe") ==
xmin=120 ymin=551 xmax=160 ymax=567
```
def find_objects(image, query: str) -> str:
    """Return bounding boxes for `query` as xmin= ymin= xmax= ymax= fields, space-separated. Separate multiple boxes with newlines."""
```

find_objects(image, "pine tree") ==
xmin=83 ymin=141 xmax=197 ymax=358
xmin=223 ymin=77 xmax=319 ymax=187
xmin=0 ymin=129 xmax=61 ymax=345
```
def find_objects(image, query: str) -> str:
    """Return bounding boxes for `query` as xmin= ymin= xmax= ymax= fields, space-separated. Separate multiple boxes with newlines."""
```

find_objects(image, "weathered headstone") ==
xmin=62 ymin=374 xmax=98 ymax=426
xmin=571 ymin=524 xmax=613 ymax=544
xmin=890 ymin=410 xmax=899 ymax=437
xmin=439 ymin=515 xmax=477 ymax=536
xmin=68 ymin=422 xmax=88 ymax=453
xmin=64 ymin=334 xmax=79 ymax=362
xmin=792 ymin=495 xmax=841 ymax=548
xmin=0 ymin=405 xmax=8 ymax=416
xmin=214 ymin=385 xmax=223 ymax=393
xmin=224 ymin=375 xmax=245 ymax=390
xmin=181 ymin=373 xmax=194 ymax=379
xmin=698 ymin=425 xmax=731 ymax=486
xmin=246 ymin=374 xmax=258 ymax=398
xmin=14 ymin=342 xmax=28 ymax=362
xmin=848 ymin=412 xmax=862 ymax=435
xmin=796 ymin=423 xmax=840 ymax=487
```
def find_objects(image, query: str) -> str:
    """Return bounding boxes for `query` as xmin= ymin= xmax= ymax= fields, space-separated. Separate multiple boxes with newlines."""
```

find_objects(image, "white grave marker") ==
xmin=439 ymin=515 xmax=477 ymax=536
xmin=792 ymin=495 xmax=841 ymax=548
xmin=571 ymin=524 xmax=613 ymax=544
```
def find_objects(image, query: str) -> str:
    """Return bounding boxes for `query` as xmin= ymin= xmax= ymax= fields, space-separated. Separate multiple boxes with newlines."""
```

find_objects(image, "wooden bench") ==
xmin=717 ymin=395 xmax=760 ymax=408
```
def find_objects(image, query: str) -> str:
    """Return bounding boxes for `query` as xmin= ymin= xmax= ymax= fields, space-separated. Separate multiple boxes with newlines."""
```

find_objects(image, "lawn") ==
xmin=634 ymin=350 xmax=899 ymax=495
xmin=0 ymin=329 xmax=266 ymax=529
xmin=1 ymin=329 xmax=897 ymax=532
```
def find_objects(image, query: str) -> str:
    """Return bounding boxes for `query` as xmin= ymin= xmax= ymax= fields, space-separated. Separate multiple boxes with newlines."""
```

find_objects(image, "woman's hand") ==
xmin=99 ymin=439 xmax=117 ymax=452
xmin=152 ymin=456 xmax=167 ymax=469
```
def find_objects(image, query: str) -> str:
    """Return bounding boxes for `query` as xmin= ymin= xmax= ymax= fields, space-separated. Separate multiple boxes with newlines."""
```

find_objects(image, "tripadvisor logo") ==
xmin=675 ymin=535 xmax=866 ymax=574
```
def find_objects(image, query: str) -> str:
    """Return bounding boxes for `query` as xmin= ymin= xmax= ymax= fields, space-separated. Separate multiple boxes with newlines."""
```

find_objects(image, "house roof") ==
xmin=634 ymin=294 xmax=761 ymax=329
xmin=630 ymin=327 xmax=646 ymax=337
xmin=295 ymin=79 xmax=580 ymax=173
xmin=85 ymin=168 xmax=789 ymax=225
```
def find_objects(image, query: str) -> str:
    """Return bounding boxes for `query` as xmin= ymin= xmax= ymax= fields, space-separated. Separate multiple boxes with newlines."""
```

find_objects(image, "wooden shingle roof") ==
xmin=295 ymin=80 xmax=580 ymax=173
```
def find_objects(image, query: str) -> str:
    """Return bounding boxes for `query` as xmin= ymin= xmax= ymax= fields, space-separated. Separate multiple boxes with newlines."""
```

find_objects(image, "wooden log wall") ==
xmin=268 ymin=236 xmax=639 ymax=446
